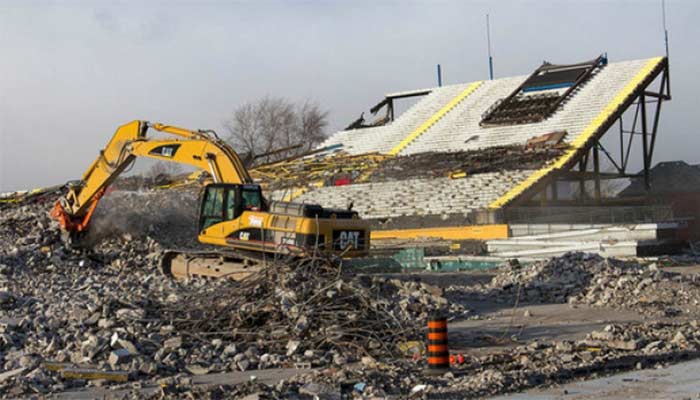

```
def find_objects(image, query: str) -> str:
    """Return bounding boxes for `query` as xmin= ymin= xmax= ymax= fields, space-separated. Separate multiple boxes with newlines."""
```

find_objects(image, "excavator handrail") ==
xmin=51 ymin=120 xmax=252 ymax=232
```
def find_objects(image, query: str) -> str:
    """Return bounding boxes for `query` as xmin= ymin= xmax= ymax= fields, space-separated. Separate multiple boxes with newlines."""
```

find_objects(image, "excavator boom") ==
xmin=52 ymin=120 xmax=252 ymax=231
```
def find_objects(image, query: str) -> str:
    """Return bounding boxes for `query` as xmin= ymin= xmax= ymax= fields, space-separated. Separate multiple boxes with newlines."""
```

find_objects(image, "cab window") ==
xmin=241 ymin=188 xmax=262 ymax=211
xmin=201 ymin=187 xmax=225 ymax=230
xmin=225 ymin=187 xmax=237 ymax=220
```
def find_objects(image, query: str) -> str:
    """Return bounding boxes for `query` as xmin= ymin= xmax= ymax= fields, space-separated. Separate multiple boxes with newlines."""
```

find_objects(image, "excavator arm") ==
xmin=51 ymin=120 xmax=252 ymax=232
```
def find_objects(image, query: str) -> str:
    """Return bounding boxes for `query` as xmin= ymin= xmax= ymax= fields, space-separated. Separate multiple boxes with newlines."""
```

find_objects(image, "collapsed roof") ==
xmin=480 ymin=55 xmax=607 ymax=126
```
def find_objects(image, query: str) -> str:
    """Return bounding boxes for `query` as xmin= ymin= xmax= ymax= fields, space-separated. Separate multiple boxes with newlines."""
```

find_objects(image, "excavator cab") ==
xmin=199 ymin=183 xmax=267 ymax=232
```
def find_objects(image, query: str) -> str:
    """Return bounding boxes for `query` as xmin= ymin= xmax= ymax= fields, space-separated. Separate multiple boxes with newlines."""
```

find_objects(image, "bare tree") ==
xmin=224 ymin=97 xmax=329 ymax=166
xmin=147 ymin=161 xmax=183 ymax=179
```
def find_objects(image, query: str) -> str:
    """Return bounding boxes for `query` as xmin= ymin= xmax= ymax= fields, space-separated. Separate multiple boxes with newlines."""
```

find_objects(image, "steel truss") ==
xmin=525 ymin=58 xmax=671 ymax=206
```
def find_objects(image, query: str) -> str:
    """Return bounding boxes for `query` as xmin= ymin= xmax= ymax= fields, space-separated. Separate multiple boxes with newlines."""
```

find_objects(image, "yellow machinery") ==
xmin=51 ymin=120 xmax=369 ymax=279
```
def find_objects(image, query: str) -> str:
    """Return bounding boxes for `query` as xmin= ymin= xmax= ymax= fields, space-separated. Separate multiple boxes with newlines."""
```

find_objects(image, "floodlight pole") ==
xmin=662 ymin=0 xmax=670 ymax=59
xmin=486 ymin=14 xmax=494 ymax=80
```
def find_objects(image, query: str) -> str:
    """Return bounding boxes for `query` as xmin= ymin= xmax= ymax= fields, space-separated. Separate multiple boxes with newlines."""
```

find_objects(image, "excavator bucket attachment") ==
xmin=51 ymin=188 xmax=106 ymax=232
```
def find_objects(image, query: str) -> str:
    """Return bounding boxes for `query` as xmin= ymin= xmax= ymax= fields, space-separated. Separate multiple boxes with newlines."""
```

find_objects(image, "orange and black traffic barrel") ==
xmin=425 ymin=313 xmax=449 ymax=375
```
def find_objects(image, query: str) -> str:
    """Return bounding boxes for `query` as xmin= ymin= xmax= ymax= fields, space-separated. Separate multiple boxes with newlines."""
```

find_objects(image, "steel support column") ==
xmin=640 ymin=93 xmax=650 ymax=191
xmin=578 ymin=154 xmax=588 ymax=202
xmin=593 ymin=145 xmax=601 ymax=203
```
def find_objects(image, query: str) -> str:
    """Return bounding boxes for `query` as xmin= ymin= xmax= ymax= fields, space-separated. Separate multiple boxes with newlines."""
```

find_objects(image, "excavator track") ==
xmin=159 ymin=249 xmax=281 ymax=280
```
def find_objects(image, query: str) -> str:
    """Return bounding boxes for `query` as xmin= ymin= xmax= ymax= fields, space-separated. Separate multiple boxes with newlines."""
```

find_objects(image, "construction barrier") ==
xmin=425 ymin=314 xmax=449 ymax=375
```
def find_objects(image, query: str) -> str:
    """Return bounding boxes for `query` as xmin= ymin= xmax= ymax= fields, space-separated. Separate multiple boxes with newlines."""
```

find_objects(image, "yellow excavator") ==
xmin=51 ymin=120 xmax=369 ymax=279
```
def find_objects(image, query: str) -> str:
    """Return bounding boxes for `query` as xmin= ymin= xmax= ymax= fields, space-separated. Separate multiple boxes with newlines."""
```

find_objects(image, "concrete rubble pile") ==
xmin=0 ymin=189 xmax=461 ymax=397
xmin=0 ymin=190 xmax=198 ymax=396
xmin=483 ymin=252 xmax=700 ymax=315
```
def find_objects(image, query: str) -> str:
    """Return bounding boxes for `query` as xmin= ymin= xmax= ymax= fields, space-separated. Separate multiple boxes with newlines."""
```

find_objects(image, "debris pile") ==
xmin=0 ymin=191 xmax=181 ymax=395
xmin=162 ymin=258 xmax=465 ymax=363
xmin=484 ymin=253 xmax=700 ymax=315
xmin=0 ymin=188 xmax=462 ymax=397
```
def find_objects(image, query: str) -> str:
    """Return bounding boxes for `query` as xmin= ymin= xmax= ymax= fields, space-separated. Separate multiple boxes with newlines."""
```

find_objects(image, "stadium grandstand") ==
xmin=254 ymin=55 xmax=674 ymax=252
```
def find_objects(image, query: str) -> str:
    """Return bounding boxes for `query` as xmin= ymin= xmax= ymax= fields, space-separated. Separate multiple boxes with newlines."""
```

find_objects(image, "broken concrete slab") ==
xmin=0 ymin=367 xmax=25 ymax=383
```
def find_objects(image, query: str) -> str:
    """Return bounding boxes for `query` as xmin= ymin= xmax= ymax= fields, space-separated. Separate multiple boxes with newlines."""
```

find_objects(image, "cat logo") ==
xmin=149 ymin=144 xmax=180 ymax=158
xmin=161 ymin=147 xmax=174 ymax=157
xmin=239 ymin=232 xmax=250 ymax=241
xmin=337 ymin=230 xmax=360 ymax=249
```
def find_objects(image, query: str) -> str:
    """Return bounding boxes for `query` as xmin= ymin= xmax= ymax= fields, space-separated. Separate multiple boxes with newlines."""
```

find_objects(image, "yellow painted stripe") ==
xmin=283 ymin=187 xmax=308 ymax=202
xmin=371 ymin=224 xmax=508 ymax=241
xmin=387 ymin=81 xmax=484 ymax=156
xmin=488 ymin=57 xmax=664 ymax=209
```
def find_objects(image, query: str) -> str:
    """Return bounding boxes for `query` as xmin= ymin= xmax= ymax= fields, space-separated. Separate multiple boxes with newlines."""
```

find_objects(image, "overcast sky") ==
xmin=1 ymin=0 xmax=699 ymax=192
